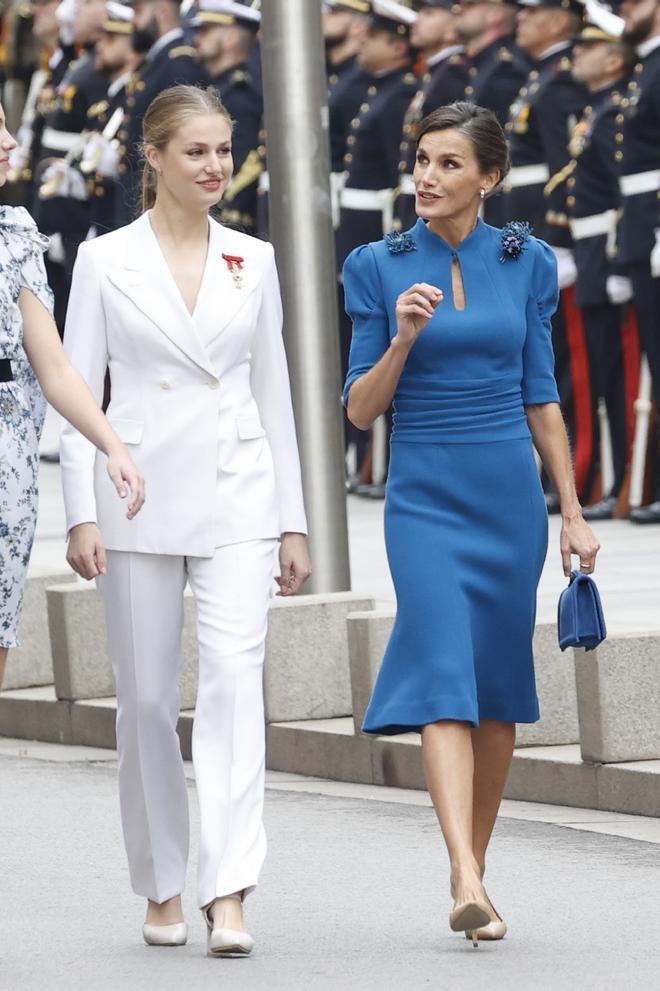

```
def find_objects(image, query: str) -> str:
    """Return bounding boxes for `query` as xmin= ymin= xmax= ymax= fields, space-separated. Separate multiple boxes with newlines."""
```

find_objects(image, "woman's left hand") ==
xmin=276 ymin=533 xmax=312 ymax=596
xmin=106 ymin=443 xmax=146 ymax=519
xmin=560 ymin=513 xmax=600 ymax=577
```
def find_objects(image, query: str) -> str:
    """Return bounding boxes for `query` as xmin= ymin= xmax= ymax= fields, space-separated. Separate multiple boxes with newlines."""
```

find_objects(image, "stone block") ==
xmin=48 ymin=583 xmax=114 ymax=701
xmin=574 ymin=634 xmax=660 ymax=763
xmin=4 ymin=573 xmax=76 ymax=690
xmin=0 ymin=685 xmax=73 ymax=745
xmin=505 ymin=744 xmax=599 ymax=808
xmin=267 ymin=717 xmax=373 ymax=783
xmin=371 ymin=734 xmax=425 ymax=790
xmin=347 ymin=609 xmax=394 ymax=732
xmin=264 ymin=593 xmax=375 ymax=722
xmin=597 ymin=761 xmax=660 ymax=817
xmin=516 ymin=624 xmax=580 ymax=746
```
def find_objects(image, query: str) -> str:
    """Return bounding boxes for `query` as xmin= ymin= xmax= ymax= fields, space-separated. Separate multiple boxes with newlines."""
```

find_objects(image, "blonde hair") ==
xmin=140 ymin=84 xmax=234 ymax=213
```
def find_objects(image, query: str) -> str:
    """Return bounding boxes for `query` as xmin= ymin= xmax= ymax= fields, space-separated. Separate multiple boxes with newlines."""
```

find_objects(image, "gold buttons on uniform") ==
xmin=344 ymin=153 xmax=353 ymax=163
xmin=351 ymin=117 xmax=360 ymax=128
xmin=567 ymin=195 xmax=575 ymax=206
xmin=367 ymin=85 xmax=377 ymax=96
xmin=616 ymin=114 xmax=624 ymax=123
xmin=469 ymin=67 xmax=477 ymax=77
xmin=615 ymin=150 xmax=623 ymax=161
xmin=567 ymin=177 xmax=575 ymax=188
xmin=360 ymin=102 xmax=370 ymax=112
xmin=465 ymin=86 xmax=474 ymax=96
xmin=616 ymin=133 xmax=624 ymax=143
xmin=347 ymin=135 xmax=356 ymax=146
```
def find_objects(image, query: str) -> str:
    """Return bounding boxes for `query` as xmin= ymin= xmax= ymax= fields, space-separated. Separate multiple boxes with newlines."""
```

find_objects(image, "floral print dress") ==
xmin=0 ymin=206 xmax=53 ymax=647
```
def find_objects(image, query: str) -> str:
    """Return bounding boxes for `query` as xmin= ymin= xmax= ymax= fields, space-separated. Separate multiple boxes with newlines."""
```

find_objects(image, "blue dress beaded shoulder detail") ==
xmin=0 ymin=206 xmax=54 ymax=647
xmin=342 ymin=218 xmax=560 ymax=735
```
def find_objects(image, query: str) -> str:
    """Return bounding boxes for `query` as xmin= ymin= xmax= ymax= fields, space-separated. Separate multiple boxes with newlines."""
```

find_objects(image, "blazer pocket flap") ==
xmin=236 ymin=415 xmax=266 ymax=440
xmin=109 ymin=417 xmax=144 ymax=445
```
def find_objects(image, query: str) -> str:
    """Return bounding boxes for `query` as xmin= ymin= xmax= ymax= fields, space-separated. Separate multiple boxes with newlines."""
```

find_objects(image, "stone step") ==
xmin=2 ymin=689 xmax=659 ymax=817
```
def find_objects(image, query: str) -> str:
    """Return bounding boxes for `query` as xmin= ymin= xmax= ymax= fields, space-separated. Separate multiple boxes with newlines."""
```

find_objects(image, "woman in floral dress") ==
xmin=0 ymin=104 xmax=145 ymax=687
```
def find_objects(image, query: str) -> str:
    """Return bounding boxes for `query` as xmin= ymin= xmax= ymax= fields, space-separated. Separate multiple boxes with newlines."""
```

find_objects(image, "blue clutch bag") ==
xmin=557 ymin=571 xmax=607 ymax=652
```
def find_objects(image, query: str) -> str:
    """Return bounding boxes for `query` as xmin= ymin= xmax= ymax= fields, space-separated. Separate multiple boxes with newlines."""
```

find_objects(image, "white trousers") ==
xmin=98 ymin=539 xmax=277 ymax=908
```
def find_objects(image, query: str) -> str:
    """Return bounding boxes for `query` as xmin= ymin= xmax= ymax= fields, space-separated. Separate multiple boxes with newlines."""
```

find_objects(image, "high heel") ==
xmin=466 ymin=899 xmax=507 ymax=942
xmin=142 ymin=922 xmax=188 ymax=946
xmin=449 ymin=899 xmax=490 ymax=945
xmin=204 ymin=892 xmax=255 ymax=957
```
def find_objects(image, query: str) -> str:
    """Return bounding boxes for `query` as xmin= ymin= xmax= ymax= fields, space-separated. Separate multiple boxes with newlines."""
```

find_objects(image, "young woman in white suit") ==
xmin=61 ymin=85 xmax=311 ymax=957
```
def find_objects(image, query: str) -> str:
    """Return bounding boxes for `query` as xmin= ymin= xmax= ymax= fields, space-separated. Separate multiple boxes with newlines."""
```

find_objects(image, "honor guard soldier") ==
xmin=611 ymin=0 xmax=660 ymax=523
xmin=119 ymin=0 xmax=209 ymax=221
xmin=567 ymin=19 xmax=637 ymax=519
xmin=325 ymin=1 xmax=372 ymax=228
xmin=78 ymin=1 xmax=138 ymax=235
xmin=324 ymin=0 xmax=370 ymax=87
xmin=394 ymin=0 xmax=469 ymax=230
xmin=453 ymin=0 xmax=528 ymax=223
xmin=502 ymin=0 xmax=590 ymax=504
xmin=336 ymin=0 xmax=418 ymax=496
xmin=453 ymin=0 xmax=528 ymax=126
xmin=31 ymin=0 xmax=109 ymax=333
xmin=5 ymin=0 xmax=77 ymax=203
xmin=193 ymin=0 xmax=262 ymax=233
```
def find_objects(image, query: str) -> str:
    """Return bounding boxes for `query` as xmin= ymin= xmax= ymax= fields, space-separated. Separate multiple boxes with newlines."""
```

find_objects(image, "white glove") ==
xmin=606 ymin=274 xmax=633 ymax=305
xmin=80 ymin=133 xmax=120 ymax=178
xmin=651 ymin=228 xmax=660 ymax=279
xmin=552 ymin=246 xmax=577 ymax=290
xmin=39 ymin=160 xmax=89 ymax=201
xmin=56 ymin=0 xmax=77 ymax=45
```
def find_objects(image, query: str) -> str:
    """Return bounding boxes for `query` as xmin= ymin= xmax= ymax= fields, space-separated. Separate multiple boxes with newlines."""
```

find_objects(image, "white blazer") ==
xmin=60 ymin=211 xmax=308 ymax=558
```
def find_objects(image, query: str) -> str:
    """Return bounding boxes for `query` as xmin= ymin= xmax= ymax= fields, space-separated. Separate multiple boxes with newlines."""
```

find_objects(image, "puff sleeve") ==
xmin=342 ymin=244 xmax=391 ymax=407
xmin=521 ymin=238 xmax=561 ymax=406
xmin=17 ymin=212 xmax=54 ymax=317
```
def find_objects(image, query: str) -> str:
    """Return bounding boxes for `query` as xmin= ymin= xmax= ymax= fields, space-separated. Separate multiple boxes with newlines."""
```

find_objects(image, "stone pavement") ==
xmin=2 ymin=743 xmax=660 ymax=991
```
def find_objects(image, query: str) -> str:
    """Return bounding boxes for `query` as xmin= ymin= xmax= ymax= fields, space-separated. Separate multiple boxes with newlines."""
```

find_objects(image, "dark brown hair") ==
xmin=140 ymin=84 xmax=234 ymax=213
xmin=416 ymin=101 xmax=511 ymax=190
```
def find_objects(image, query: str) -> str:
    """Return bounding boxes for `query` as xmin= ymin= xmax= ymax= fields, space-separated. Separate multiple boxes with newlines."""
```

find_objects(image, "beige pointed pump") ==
xmin=204 ymin=892 xmax=255 ymax=958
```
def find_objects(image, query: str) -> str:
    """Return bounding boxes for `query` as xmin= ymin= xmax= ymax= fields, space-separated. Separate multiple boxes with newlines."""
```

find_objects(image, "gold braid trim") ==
xmin=544 ymin=159 xmax=576 ymax=197
xmin=223 ymin=149 xmax=263 ymax=202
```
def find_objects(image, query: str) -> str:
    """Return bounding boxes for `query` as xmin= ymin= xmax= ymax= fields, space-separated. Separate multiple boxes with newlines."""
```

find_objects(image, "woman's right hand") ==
xmin=393 ymin=282 xmax=443 ymax=350
xmin=67 ymin=523 xmax=107 ymax=580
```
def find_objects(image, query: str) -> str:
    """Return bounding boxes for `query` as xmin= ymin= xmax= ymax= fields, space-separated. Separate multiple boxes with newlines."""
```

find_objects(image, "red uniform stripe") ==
xmin=621 ymin=303 xmax=641 ymax=451
xmin=562 ymin=285 xmax=592 ymax=496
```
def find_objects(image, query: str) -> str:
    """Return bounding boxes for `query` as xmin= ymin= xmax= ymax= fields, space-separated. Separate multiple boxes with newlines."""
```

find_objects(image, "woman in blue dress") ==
xmin=0 ymin=102 xmax=145 ymax=689
xmin=343 ymin=103 xmax=600 ymax=946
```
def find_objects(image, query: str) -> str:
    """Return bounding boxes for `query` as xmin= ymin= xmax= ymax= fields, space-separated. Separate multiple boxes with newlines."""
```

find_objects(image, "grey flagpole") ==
xmin=260 ymin=0 xmax=351 ymax=592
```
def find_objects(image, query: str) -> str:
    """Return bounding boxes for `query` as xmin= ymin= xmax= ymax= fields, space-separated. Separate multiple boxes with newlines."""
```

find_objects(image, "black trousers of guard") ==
xmin=628 ymin=262 xmax=660 ymax=502
xmin=581 ymin=304 xmax=628 ymax=499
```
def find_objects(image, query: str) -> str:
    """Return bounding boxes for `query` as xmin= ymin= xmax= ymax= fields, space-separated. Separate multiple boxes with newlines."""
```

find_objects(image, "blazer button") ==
xmin=208 ymin=379 xmax=219 ymax=390
xmin=160 ymin=379 xmax=171 ymax=390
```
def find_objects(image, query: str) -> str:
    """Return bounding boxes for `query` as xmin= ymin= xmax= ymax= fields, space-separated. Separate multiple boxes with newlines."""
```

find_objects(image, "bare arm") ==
xmin=526 ymin=402 xmax=600 ymax=576
xmin=19 ymin=286 xmax=145 ymax=519
xmin=347 ymin=281 xmax=443 ymax=431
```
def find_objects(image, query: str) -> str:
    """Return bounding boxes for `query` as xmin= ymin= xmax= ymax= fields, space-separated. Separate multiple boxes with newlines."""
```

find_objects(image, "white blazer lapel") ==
xmin=106 ymin=213 xmax=217 ymax=377
xmin=206 ymin=220 xmax=262 ymax=338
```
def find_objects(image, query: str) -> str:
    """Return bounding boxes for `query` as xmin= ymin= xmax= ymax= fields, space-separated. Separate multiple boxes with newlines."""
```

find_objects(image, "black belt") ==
xmin=0 ymin=358 xmax=14 ymax=382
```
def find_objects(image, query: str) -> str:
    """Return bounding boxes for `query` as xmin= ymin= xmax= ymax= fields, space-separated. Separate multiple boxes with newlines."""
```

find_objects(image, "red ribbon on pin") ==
xmin=222 ymin=253 xmax=244 ymax=273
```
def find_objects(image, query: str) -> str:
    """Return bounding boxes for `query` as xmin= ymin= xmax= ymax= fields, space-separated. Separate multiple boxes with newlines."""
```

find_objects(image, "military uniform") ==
xmin=336 ymin=66 xmax=418 ymax=269
xmin=30 ymin=49 xmax=108 ymax=332
xmin=209 ymin=64 xmax=262 ymax=233
xmin=328 ymin=58 xmax=371 ymax=227
xmin=568 ymin=80 xmax=631 ymax=510
xmin=503 ymin=43 xmax=588 ymax=243
xmin=463 ymin=32 xmax=529 ymax=226
xmin=119 ymin=29 xmax=209 ymax=223
xmin=614 ymin=38 xmax=660 ymax=518
xmin=5 ymin=43 xmax=76 ymax=203
xmin=394 ymin=45 xmax=468 ymax=230
xmin=82 ymin=74 xmax=133 ymax=235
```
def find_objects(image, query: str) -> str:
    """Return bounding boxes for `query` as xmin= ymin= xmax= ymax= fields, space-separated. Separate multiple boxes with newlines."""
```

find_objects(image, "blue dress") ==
xmin=343 ymin=218 xmax=560 ymax=734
